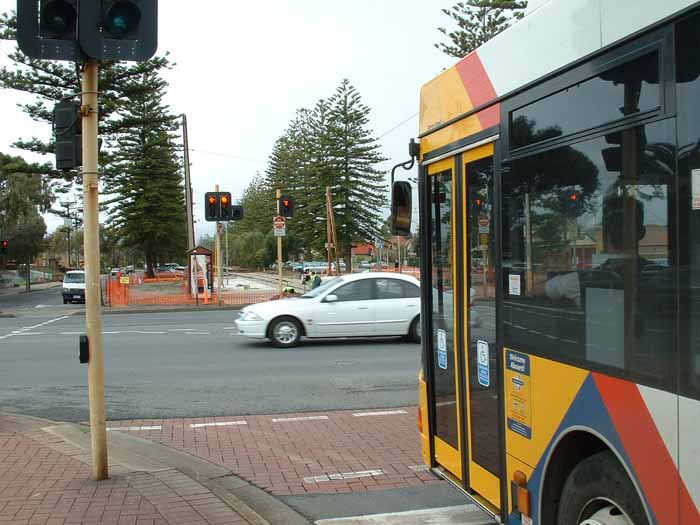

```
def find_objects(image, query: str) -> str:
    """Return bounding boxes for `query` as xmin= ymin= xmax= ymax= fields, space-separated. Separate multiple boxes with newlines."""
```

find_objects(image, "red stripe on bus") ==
xmin=594 ymin=374 xmax=679 ymax=525
xmin=455 ymin=52 xmax=500 ymax=129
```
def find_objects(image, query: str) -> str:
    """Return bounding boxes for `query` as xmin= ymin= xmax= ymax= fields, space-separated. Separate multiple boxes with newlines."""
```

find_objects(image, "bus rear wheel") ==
xmin=557 ymin=451 xmax=648 ymax=525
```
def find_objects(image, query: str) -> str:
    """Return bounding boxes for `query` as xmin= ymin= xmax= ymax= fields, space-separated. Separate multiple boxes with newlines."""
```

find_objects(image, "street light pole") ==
xmin=181 ymin=114 xmax=195 ymax=252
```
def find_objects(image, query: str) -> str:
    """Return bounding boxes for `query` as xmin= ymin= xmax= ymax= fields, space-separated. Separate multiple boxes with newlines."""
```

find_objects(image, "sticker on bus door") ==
xmin=477 ymin=341 xmax=490 ymax=387
xmin=505 ymin=350 xmax=532 ymax=439
xmin=437 ymin=329 xmax=448 ymax=370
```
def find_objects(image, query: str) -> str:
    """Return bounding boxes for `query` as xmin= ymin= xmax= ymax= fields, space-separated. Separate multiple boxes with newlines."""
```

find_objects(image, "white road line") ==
xmin=271 ymin=415 xmax=329 ymax=423
xmin=352 ymin=410 xmax=408 ymax=417
xmin=223 ymin=327 xmax=238 ymax=330
xmin=189 ymin=421 xmax=247 ymax=428
xmin=107 ymin=425 xmax=162 ymax=431
xmin=303 ymin=469 xmax=385 ymax=484
xmin=14 ymin=332 xmax=45 ymax=336
xmin=168 ymin=329 xmax=199 ymax=332
xmin=408 ymin=464 xmax=430 ymax=472
xmin=0 ymin=315 xmax=69 ymax=341
xmin=183 ymin=331 xmax=210 ymax=335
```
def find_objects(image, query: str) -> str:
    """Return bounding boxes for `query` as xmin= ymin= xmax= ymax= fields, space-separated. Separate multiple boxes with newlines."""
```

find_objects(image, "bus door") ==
xmin=427 ymin=157 xmax=463 ymax=480
xmin=463 ymin=143 xmax=501 ymax=509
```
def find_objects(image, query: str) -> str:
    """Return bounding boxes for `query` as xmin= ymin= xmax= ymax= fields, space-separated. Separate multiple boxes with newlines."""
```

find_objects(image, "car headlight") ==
xmin=239 ymin=310 xmax=263 ymax=322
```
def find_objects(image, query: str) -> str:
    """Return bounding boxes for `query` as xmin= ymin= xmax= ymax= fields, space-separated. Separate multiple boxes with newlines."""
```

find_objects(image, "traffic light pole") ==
xmin=216 ymin=184 xmax=223 ymax=307
xmin=82 ymin=60 xmax=108 ymax=481
xmin=276 ymin=189 xmax=283 ymax=294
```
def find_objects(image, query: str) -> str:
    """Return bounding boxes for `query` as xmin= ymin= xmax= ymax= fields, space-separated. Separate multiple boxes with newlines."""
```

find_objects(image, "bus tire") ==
xmin=557 ymin=451 xmax=648 ymax=525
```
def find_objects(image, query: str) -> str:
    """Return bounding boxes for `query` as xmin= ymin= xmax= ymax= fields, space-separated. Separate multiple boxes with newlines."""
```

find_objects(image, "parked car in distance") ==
xmin=62 ymin=270 xmax=86 ymax=304
xmin=235 ymin=272 xmax=421 ymax=347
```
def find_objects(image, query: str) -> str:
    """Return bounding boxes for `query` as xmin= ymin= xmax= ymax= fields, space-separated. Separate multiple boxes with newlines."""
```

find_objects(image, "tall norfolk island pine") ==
xmin=436 ymin=0 xmax=528 ymax=58
xmin=104 ymin=71 xmax=186 ymax=277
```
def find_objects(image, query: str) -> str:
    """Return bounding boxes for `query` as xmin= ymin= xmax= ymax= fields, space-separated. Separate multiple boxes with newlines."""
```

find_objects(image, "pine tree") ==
xmin=326 ymin=79 xmax=387 ymax=271
xmin=104 ymin=70 xmax=186 ymax=276
xmin=436 ymin=1 xmax=528 ymax=58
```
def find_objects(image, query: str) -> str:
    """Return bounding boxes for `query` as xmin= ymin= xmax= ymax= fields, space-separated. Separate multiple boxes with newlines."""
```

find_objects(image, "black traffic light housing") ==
xmin=279 ymin=195 xmax=294 ymax=219
xmin=17 ymin=0 xmax=158 ymax=62
xmin=0 ymin=240 xmax=8 ymax=255
xmin=231 ymin=206 xmax=244 ymax=221
xmin=79 ymin=0 xmax=158 ymax=61
xmin=205 ymin=192 xmax=243 ymax=222
xmin=205 ymin=192 xmax=219 ymax=222
xmin=17 ymin=0 xmax=80 ymax=60
xmin=54 ymin=101 xmax=82 ymax=170
xmin=220 ymin=192 xmax=232 ymax=221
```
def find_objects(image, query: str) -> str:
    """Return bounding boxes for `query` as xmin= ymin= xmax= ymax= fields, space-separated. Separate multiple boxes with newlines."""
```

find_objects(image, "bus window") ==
xmin=502 ymin=118 xmax=677 ymax=389
xmin=676 ymin=12 xmax=700 ymax=399
xmin=430 ymin=170 xmax=458 ymax=448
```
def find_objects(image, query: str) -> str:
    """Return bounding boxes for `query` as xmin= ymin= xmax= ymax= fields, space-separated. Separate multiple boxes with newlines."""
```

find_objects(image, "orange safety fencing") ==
xmin=104 ymin=277 xmax=278 ymax=308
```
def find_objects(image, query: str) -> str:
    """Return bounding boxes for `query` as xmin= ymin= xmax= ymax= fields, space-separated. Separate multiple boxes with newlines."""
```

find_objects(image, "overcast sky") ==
xmin=0 ymin=0 xmax=549 ymax=239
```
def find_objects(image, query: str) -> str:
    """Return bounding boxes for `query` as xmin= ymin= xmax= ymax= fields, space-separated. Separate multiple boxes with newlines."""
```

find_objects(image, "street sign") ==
xmin=273 ymin=215 xmax=286 ymax=237
xmin=478 ymin=216 xmax=490 ymax=234
xmin=119 ymin=276 xmax=130 ymax=285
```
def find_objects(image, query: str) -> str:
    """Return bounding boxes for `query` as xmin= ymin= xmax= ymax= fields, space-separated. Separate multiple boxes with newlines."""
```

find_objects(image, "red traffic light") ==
xmin=0 ymin=240 xmax=8 ymax=248
xmin=208 ymin=195 xmax=217 ymax=205
xmin=569 ymin=193 xmax=578 ymax=202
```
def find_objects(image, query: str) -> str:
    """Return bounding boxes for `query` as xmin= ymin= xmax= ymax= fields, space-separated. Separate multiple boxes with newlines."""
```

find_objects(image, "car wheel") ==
xmin=408 ymin=316 xmax=421 ymax=343
xmin=269 ymin=317 xmax=302 ymax=348
xmin=557 ymin=451 xmax=648 ymax=525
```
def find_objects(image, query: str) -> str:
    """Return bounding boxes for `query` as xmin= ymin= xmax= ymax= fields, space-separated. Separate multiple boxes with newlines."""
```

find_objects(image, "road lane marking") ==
xmin=0 ymin=315 xmax=70 ymax=341
xmin=272 ymin=415 xmax=329 ymax=423
xmin=190 ymin=421 xmax=247 ymax=428
xmin=168 ymin=329 xmax=199 ymax=332
xmin=303 ymin=469 xmax=384 ymax=483
xmin=352 ymin=410 xmax=408 ymax=417
xmin=107 ymin=425 xmax=162 ymax=431
xmin=408 ymin=464 xmax=430 ymax=472
xmin=183 ymin=331 xmax=210 ymax=335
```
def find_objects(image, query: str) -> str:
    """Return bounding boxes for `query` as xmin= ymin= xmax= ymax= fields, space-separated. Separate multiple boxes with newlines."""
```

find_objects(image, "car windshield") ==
xmin=301 ymin=276 xmax=343 ymax=298
xmin=64 ymin=273 xmax=85 ymax=284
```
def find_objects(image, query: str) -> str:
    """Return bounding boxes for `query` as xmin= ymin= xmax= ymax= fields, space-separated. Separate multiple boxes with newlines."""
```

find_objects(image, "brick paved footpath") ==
xmin=0 ymin=413 xmax=252 ymax=525
xmin=106 ymin=407 xmax=441 ymax=498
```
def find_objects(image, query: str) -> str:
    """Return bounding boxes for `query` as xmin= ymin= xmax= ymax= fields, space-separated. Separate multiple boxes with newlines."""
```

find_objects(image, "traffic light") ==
xmin=205 ymin=192 xmax=219 ymax=222
xmin=0 ymin=240 xmax=8 ymax=255
xmin=53 ymin=101 xmax=82 ymax=170
xmin=79 ymin=0 xmax=158 ymax=61
xmin=220 ymin=192 xmax=232 ymax=221
xmin=231 ymin=206 xmax=244 ymax=221
xmin=16 ymin=0 xmax=157 ymax=62
xmin=279 ymin=195 xmax=294 ymax=219
xmin=17 ymin=0 xmax=80 ymax=60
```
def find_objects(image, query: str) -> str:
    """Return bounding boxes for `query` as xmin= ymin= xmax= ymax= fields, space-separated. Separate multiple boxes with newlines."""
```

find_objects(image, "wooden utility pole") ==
xmin=181 ymin=114 xmax=195 ymax=252
xmin=82 ymin=60 xmax=108 ymax=480
xmin=276 ymin=189 xmax=283 ymax=293
xmin=325 ymin=187 xmax=342 ymax=276
xmin=215 ymin=184 xmax=223 ymax=307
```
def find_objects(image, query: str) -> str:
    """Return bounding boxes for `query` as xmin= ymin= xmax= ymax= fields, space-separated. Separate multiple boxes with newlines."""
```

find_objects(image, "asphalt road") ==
xmin=0 ymin=293 xmax=421 ymax=421
xmin=0 ymin=283 xmax=69 ymax=311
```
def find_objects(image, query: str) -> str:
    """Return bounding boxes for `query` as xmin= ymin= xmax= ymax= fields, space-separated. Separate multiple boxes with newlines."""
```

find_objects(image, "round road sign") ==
xmin=273 ymin=215 xmax=286 ymax=229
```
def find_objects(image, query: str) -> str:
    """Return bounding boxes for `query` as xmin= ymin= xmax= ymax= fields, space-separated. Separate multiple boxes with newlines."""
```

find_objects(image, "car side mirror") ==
xmin=325 ymin=294 xmax=338 ymax=303
xmin=391 ymin=181 xmax=412 ymax=236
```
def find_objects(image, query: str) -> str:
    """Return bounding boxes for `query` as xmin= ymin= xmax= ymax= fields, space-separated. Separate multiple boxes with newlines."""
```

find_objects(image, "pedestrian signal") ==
xmin=279 ymin=195 xmax=294 ymax=219
xmin=0 ymin=240 xmax=8 ymax=255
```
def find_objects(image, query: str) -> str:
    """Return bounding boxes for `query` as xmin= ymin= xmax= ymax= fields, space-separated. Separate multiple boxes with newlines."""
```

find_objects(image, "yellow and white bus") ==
xmin=394 ymin=1 xmax=700 ymax=523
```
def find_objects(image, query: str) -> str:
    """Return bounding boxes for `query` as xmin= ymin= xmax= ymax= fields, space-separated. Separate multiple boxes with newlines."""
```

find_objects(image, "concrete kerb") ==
xmin=9 ymin=412 xmax=309 ymax=525
xmin=82 ymin=305 xmax=247 ymax=316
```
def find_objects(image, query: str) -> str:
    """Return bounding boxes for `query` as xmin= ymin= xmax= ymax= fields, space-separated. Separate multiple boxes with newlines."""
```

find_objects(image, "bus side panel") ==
xmin=679 ymin=396 xmax=700 ymax=525
xmin=418 ymin=370 xmax=431 ymax=467
xmin=504 ymin=356 xmax=682 ymax=524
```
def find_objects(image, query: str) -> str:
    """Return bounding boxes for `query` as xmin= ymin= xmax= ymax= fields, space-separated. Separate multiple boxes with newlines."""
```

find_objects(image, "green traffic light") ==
xmin=41 ymin=0 xmax=77 ymax=37
xmin=105 ymin=2 xmax=141 ymax=39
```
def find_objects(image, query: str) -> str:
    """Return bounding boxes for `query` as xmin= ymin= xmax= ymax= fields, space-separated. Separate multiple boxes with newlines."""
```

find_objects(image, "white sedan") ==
xmin=235 ymin=272 xmax=421 ymax=347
